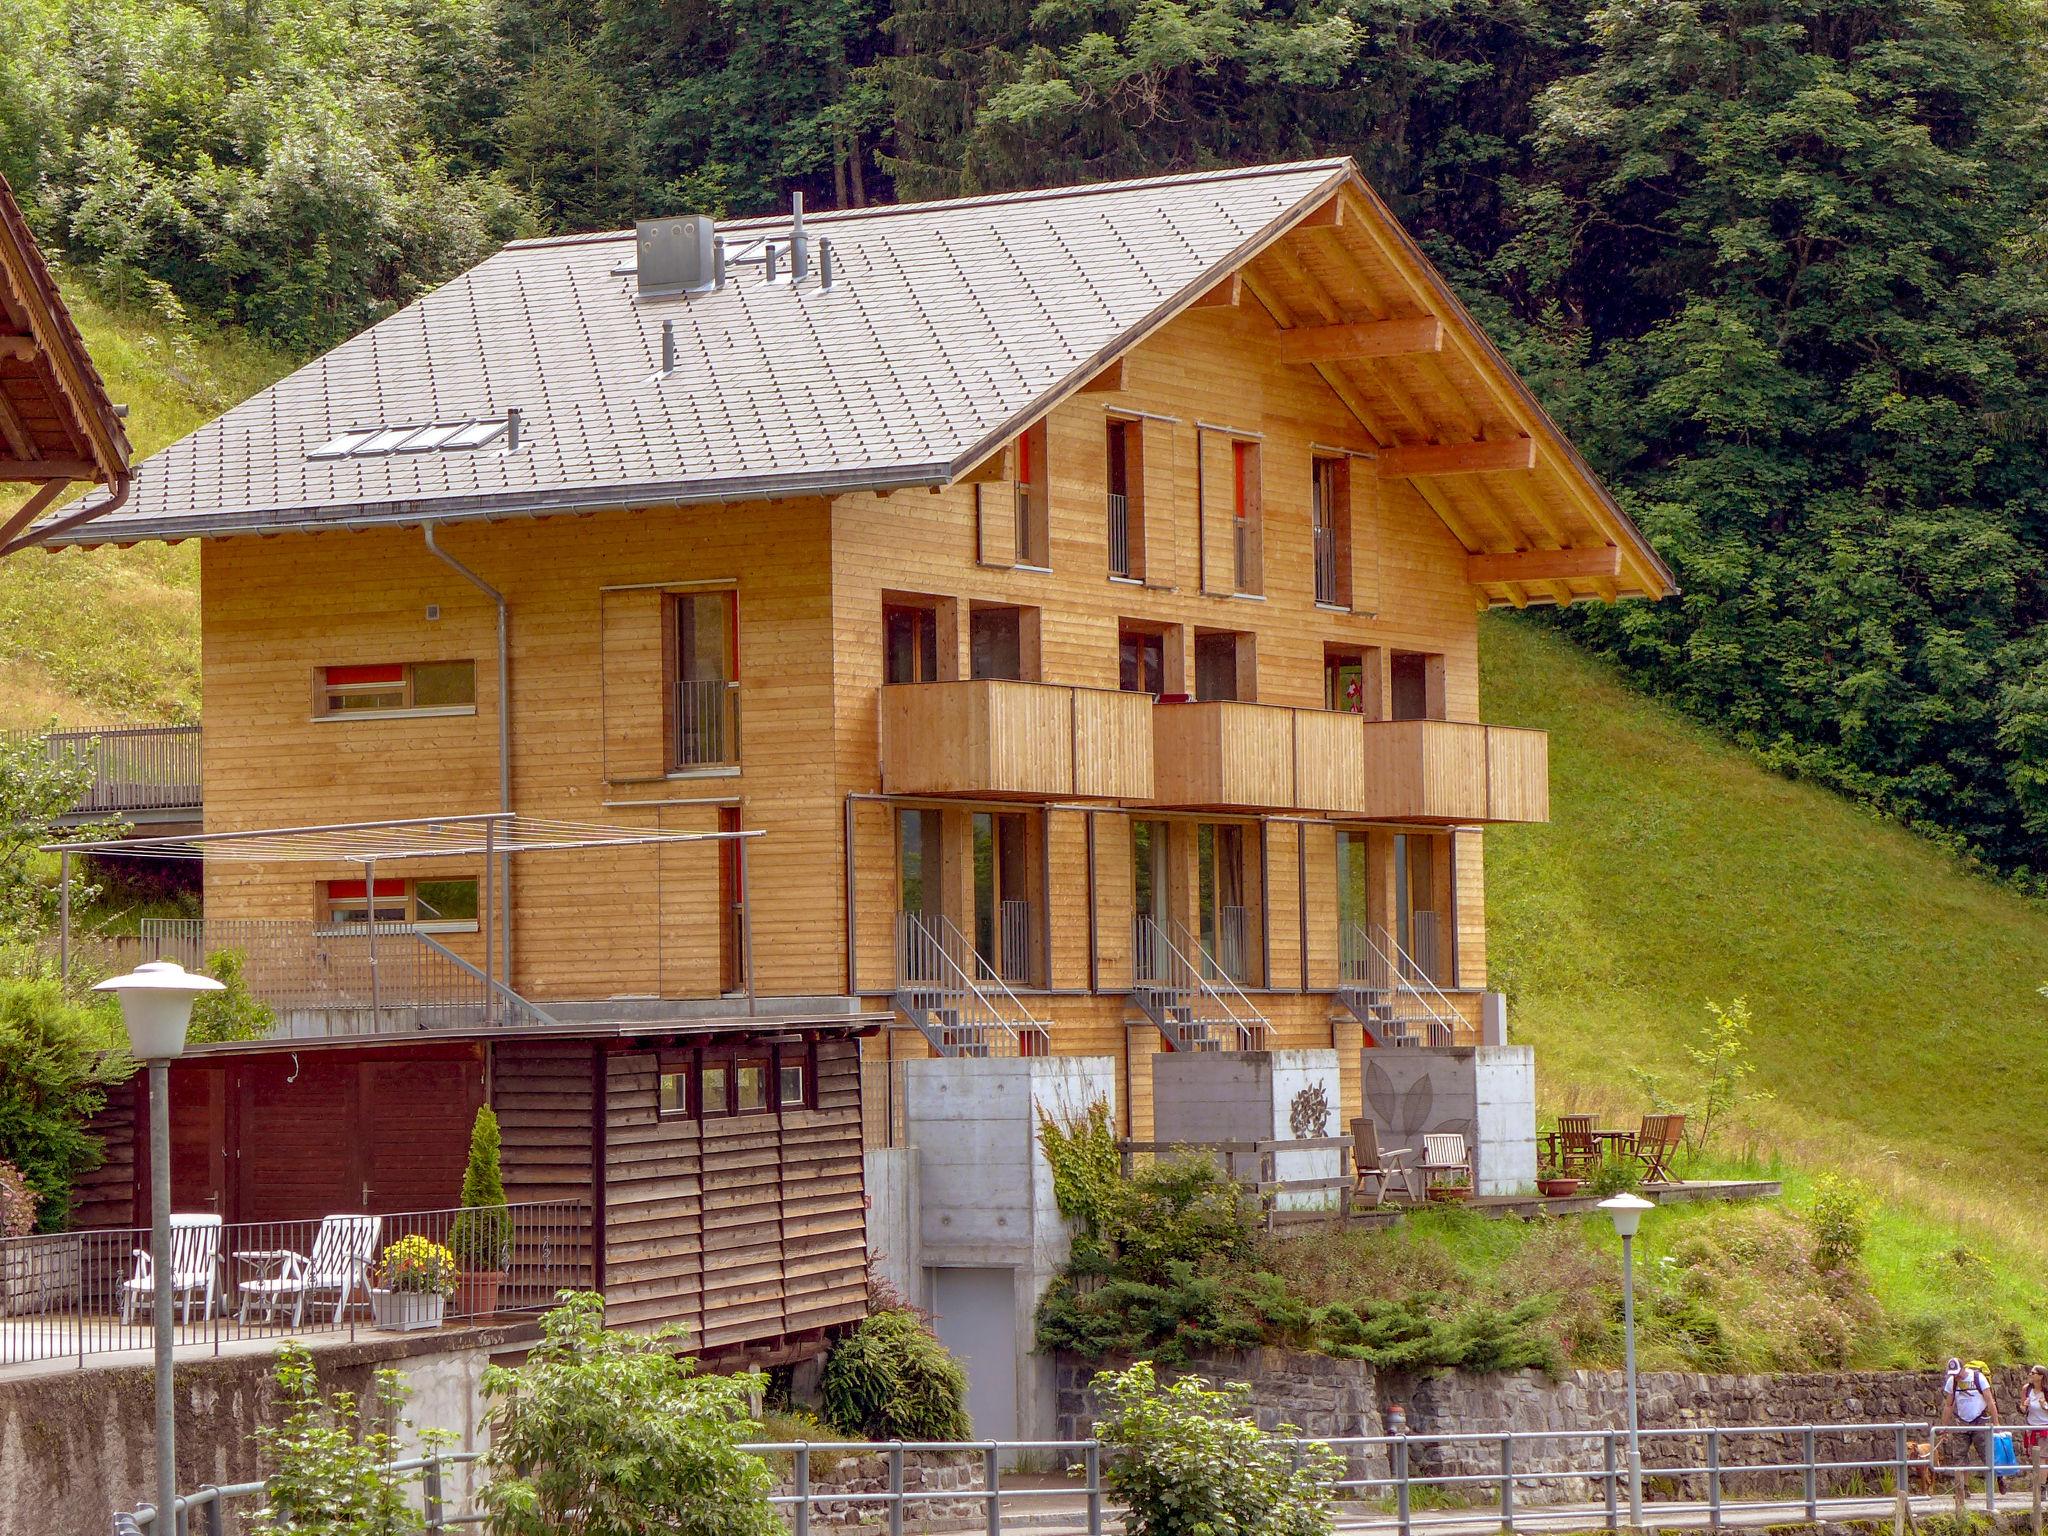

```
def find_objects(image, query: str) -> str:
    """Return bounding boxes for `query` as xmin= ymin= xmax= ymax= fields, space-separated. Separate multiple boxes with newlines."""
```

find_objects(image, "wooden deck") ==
xmin=1270 ymin=1178 xmax=1783 ymax=1234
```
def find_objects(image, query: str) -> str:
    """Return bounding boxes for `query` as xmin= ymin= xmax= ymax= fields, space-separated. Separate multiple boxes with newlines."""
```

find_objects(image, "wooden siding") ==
xmin=1359 ymin=720 xmax=1550 ymax=823
xmin=878 ymin=681 xmax=1152 ymax=801
xmin=1151 ymin=701 xmax=1296 ymax=810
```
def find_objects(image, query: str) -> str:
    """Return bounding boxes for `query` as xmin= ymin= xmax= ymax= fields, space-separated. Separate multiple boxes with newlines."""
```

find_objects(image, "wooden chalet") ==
xmin=0 ymin=171 xmax=130 ymax=552
xmin=36 ymin=159 xmax=1672 ymax=1353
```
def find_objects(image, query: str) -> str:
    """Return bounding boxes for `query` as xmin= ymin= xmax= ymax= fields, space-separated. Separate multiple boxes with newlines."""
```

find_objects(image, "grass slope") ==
xmin=0 ymin=283 xmax=292 ymax=727
xmin=1484 ymin=615 xmax=2048 ymax=1258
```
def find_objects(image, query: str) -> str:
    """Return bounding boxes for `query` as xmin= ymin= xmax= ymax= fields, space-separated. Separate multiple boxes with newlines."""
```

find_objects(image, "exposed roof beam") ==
xmin=0 ymin=335 xmax=32 ymax=361
xmin=0 ymin=481 xmax=62 ymax=548
xmin=1467 ymin=546 xmax=1621 ymax=585
xmin=1277 ymin=317 xmax=1442 ymax=366
xmin=0 ymin=385 xmax=34 ymax=461
xmin=1189 ymin=274 xmax=1241 ymax=309
xmin=1291 ymin=198 xmax=1345 ymax=230
xmin=1378 ymin=438 xmax=1534 ymax=479
xmin=1077 ymin=358 xmax=1125 ymax=393
xmin=960 ymin=447 xmax=1013 ymax=484
xmin=0 ymin=456 xmax=94 ymax=481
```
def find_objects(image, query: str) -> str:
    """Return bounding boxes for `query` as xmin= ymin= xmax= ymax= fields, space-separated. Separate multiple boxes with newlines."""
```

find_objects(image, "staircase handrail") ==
xmin=895 ymin=912 xmax=1047 ymax=1055
xmin=1348 ymin=922 xmax=1462 ymax=1047
xmin=1152 ymin=917 xmax=1267 ymax=1051
xmin=931 ymin=914 xmax=1047 ymax=1035
xmin=412 ymin=931 xmax=562 ymax=1029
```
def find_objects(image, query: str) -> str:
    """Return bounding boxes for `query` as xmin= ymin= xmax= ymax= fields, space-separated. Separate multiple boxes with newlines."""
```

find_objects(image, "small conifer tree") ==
xmin=449 ymin=1104 xmax=510 ymax=1271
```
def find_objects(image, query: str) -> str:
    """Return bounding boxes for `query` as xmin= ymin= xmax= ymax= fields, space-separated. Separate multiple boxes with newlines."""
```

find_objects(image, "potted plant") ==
xmin=369 ymin=1235 xmax=458 ymax=1331
xmin=448 ymin=1104 xmax=512 ymax=1318
xmin=1536 ymin=1161 xmax=1582 ymax=1199
xmin=1428 ymin=1177 xmax=1473 ymax=1205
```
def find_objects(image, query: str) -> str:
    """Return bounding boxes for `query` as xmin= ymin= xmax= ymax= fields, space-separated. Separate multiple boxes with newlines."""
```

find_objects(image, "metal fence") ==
xmin=1315 ymin=521 xmax=1341 ymax=605
xmin=675 ymin=677 xmax=741 ymax=768
xmin=1106 ymin=492 xmax=1131 ymax=577
xmin=2 ymin=1201 xmax=589 ymax=1371
xmin=2 ymin=723 xmax=201 ymax=815
xmin=129 ymin=1421 xmax=2043 ymax=1536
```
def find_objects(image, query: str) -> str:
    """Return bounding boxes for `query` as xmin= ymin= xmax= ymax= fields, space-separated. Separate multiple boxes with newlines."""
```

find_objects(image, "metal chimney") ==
xmin=636 ymin=216 xmax=718 ymax=296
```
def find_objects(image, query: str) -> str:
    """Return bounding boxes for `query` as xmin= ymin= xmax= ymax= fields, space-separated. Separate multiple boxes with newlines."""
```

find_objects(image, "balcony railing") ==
xmin=879 ymin=680 xmax=1153 ymax=800
xmin=1359 ymin=719 xmax=1550 ymax=822
xmin=998 ymin=897 xmax=1035 ymax=987
xmin=1233 ymin=516 xmax=1253 ymax=591
xmin=675 ymin=678 xmax=740 ymax=769
xmin=1202 ymin=903 xmax=1251 ymax=988
xmin=1 ymin=723 xmax=201 ymax=817
xmin=1313 ymin=522 xmax=1340 ymax=605
xmin=1107 ymin=492 xmax=1132 ymax=577
xmin=0 ymin=1201 xmax=590 ymax=1372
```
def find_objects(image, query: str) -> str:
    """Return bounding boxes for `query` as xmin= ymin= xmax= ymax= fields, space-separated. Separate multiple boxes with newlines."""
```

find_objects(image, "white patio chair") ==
xmin=234 ymin=1214 xmax=381 ymax=1328
xmin=120 ymin=1213 xmax=221 ymax=1325
xmin=1419 ymin=1132 xmax=1472 ymax=1191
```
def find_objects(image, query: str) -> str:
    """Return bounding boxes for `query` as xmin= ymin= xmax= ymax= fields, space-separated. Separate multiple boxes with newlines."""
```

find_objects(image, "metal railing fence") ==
xmin=893 ymin=911 xmax=1049 ymax=1057
xmin=1107 ymin=492 xmax=1132 ymax=577
xmin=128 ymin=1421 xmax=2038 ymax=1536
xmin=675 ymin=677 xmax=741 ymax=768
xmin=1340 ymin=921 xmax=1466 ymax=1048
xmin=1314 ymin=521 xmax=1341 ymax=605
xmin=1129 ymin=915 xmax=1267 ymax=1051
xmin=2 ymin=723 xmax=201 ymax=815
xmin=2 ymin=1201 xmax=589 ymax=1373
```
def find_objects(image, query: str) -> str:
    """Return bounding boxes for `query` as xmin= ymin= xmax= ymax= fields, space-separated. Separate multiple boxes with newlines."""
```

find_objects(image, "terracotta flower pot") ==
xmin=1429 ymin=1184 xmax=1472 ymax=1204
xmin=1538 ymin=1177 xmax=1582 ymax=1198
xmin=453 ymin=1269 xmax=505 ymax=1319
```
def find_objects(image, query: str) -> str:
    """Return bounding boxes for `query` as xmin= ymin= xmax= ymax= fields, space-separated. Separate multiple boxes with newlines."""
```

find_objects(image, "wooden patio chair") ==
xmin=1634 ymin=1114 xmax=1685 ymax=1184
xmin=1555 ymin=1114 xmax=1601 ymax=1176
xmin=120 ymin=1213 xmax=221 ymax=1324
xmin=234 ymin=1214 xmax=382 ymax=1327
xmin=1350 ymin=1117 xmax=1421 ymax=1205
xmin=1419 ymin=1132 xmax=1472 ymax=1191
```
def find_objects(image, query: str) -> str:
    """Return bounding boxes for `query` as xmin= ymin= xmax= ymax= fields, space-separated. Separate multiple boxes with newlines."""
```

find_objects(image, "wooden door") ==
xmin=358 ymin=1056 xmax=483 ymax=1214
xmin=235 ymin=1057 xmax=361 ymax=1223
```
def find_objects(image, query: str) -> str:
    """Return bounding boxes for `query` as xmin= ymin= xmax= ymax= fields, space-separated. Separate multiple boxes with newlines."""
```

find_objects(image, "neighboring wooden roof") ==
xmin=0 ymin=171 xmax=130 ymax=553
xmin=44 ymin=159 xmax=1671 ymax=606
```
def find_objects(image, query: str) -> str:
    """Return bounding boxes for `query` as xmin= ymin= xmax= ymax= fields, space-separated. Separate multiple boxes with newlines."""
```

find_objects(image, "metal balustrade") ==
xmin=1339 ymin=921 xmax=1465 ymax=1048
xmin=1130 ymin=915 xmax=1266 ymax=1051
xmin=1107 ymin=492 xmax=1131 ymax=576
xmin=675 ymin=677 xmax=740 ymax=767
xmin=2 ymin=723 xmax=201 ymax=816
xmin=893 ymin=912 xmax=1048 ymax=1057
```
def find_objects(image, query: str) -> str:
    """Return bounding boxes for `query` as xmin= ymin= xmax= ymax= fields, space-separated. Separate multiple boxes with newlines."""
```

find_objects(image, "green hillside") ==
xmin=0 ymin=287 xmax=292 ymax=728
xmin=1485 ymin=615 xmax=2048 ymax=1258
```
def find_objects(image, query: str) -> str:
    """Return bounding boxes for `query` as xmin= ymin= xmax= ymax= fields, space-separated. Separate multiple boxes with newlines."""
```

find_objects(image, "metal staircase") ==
xmin=1129 ymin=917 xmax=1267 ymax=1052
xmin=894 ymin=913 xmax=1049 ymax=1057
xmin=1337 ymin=921 xmax=1462 ymax=1047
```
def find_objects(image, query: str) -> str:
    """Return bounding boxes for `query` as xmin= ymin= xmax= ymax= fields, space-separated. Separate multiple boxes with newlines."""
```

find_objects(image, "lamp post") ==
xmin=96 ymin=961 xmax=223 ymax=1535
xmin=1600 ymin=1192 xmax=1655 ymax=1529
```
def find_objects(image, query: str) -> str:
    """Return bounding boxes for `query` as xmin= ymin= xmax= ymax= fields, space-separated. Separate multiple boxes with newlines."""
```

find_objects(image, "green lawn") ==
xmin=0 ymin=282 xmax=292 ymax=727
xmin=1484 ymin=615 xmax=2048 ymax=1260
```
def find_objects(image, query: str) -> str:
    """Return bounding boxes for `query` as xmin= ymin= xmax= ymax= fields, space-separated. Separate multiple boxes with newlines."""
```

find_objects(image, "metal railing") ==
xmin=124 ymin=919 xmax=557 ymax=1036
xmin=1203 ymin=903 xmax=1250 ymax=987
xmin=1314 ymin=521 xmax=1341 ymax=605
xmin=893 ymin=912 xmax=1049 ymax=1057
xmin=997 ymin=897 xmax=1035 ymax=986
xmin=1341 ymin=922 xmax=1465 ymax=1048
xmin=1233 ymin=515 xmax=1254 ymax=591
xmin=2 ymin=723 xmax=201 ymax=816
xmin=1130 ymin=915 xmax=1267 ymax=1051
xmin=131 ymin=1421 xmax=2033 ymax=1536
xmin=675 ymin=677 xmax=740 ymax=768
xmin=1107 ymin=492 xmax=1132 ymax=576
xmin=1 ymin=1201 xmax=589 ymax=1374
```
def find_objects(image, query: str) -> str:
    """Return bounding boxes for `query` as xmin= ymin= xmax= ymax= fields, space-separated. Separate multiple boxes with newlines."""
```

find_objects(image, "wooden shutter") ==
xmin=602 ymin=588 xmax=669 ymax=782
xmin=1139 ymin=418 xmax=1178 ymax=588
xmin=1349 ymin=459 xmax=1381 ymax=614
xmin=1198 ymin=431 xmax=1237 ymax=594
xmin=976 ymin=480 xmax=1018 ymax=566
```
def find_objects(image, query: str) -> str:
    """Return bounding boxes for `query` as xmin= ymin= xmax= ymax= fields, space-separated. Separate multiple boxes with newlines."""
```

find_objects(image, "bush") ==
xmin=449 ymin=1104 xmax=511 ymax=1271
xmin=252 ymin=1341 xmax=451 ymax=1536
xmin=0 ymin=979 xmax=124 ymax=1230
xmin=480 ymin=1292 xmax=780 ymax=1536
xmin=187 ymin=949 xmax=274 ymax=1044
xmin=1807 ymin=1174 xmax=1868 ymax=1274
xmin=1092 ymin=1361 xmax=1341 ymax=1536
xmin=820 ymin=1308 xmax=972 ymax=1441
xmin=1587 ymin=1153 xmax=1642 ymax=1198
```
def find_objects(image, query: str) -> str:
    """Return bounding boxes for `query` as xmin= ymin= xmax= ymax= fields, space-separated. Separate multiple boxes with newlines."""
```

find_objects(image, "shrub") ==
xmin=187 ymin=949 xmax=274 ymax=1044
xmin=1807 ymin=1174 xmax=1868 ymax=1274
xmin=1588 ymin=1153 xmax=1642 ymax=1198
xmin=375 ymin=1236 xmax=458 ymax=1297
xmin=0 ymin=979 xmax=124 ymax=1230
xmin=1092 ymin=1361 xmax=1341 ymax=1536
xmin=251 ymin=1341 xmax=451 ymax=1536
xmin=1037 ymin=1098 xmax=1121 ymax=1239
xmin=481 ymin=1291 xmax=780 ymax=1536
xmin=449 ymin=1104 xmax=511 ymax=1271
xmin=820 ymin=1307 xmax=972 ymax=1441
xmin=0 ymin=1159 xmax=36 ymax=1236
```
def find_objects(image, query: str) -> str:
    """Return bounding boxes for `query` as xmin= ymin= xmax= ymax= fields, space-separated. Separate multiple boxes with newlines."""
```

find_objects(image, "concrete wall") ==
xmin=1151 ymin=1050 xmax=1345 ymax=1209
xmin=1359 ymin=1044 xmax=1535 ymax=1195
xmin=0 ymin=1324 xmax=528 ymax=1536
xmin=863 ymin=1147 xmax=922 ymax=1307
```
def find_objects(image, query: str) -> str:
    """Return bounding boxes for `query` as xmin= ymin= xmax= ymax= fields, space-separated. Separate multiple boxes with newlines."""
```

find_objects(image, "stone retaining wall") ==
xmin=771 ymin=1449 xmax=985 ymax=1529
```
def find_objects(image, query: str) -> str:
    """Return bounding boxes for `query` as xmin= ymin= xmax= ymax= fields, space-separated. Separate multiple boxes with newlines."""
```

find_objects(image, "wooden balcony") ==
xmin=879 ymin=680 xmax=1153 ymax=801
xmin=1360 ymin=720 xmax=1549 ymax=823
xmin=1152 ymin=701 xmax=1299 ymax=810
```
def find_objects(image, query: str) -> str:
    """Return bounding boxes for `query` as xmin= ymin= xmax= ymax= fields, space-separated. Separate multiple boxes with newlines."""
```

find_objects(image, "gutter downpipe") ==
xmin=424 ymin=523 xmax=513 ymax=990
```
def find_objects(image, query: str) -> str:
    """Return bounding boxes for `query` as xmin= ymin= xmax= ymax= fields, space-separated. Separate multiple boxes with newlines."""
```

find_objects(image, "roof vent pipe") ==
xmin=820 ymin=238 xmax=834 ymax=290
xmin=660 ymin=320 xmax=676 ymax=374
xmin=790 ymin=191 xmax=810 ymax=283
xmin=505 ymin=407 xmax=521 ymax=450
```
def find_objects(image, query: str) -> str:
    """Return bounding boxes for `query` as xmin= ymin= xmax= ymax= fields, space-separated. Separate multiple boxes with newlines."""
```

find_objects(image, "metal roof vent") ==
xmin=636 ymin=216 xmax=719 ymax=297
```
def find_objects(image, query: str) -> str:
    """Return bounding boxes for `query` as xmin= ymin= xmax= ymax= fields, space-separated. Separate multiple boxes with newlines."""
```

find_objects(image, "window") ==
xmin=884 ymin=602 xmax=941 ymax=685
xmin=323 ymin=877 xmax=479 ymax=931
xmin=307 ymin=417 xmax=513 ymax=460
xmin=1196 ymin=822 xmax=1254 ymax=985
xmin=735 ymin=1058 xmax=770 ymax=1114
xmin=972 ymin=809 xmax=1039 ymax=987
xmin=1231 ymin=441 xmax=1262 ymax=593
xmin=1106 ymin=420 xmax=1143 ymax=579
xmin=779 ymin=1058 xmax=807 ymax=1109
xmin=1312 ymin=457 xmax=1350 ymax=607
xmin=658 ymin=1068 xmax=690 ymax=1116
xmin=701 ymin=1063 xmax=731 ymax=1116
xmin=670 ymin=590 xmax=738 ymax=769
xmin=317 ymin=661 xmax=476 ymax=717
xmin=1014 ymin=421 xmax=1049 ymax=567
xmin=970 ymin=604 xmax=1037 ymax=682
xmin=1119 ymin=625 xmax=1166 ymax=697
xmin=1325 ymin=646 xmax=1378 ymax=716
xmin=898 ymin=808 xmax=943 ymax=924
xmin=1194 ymin=630 xmax=1248 ymax=702
xmin=1390 ymin=651 xmax=1444 ymax=722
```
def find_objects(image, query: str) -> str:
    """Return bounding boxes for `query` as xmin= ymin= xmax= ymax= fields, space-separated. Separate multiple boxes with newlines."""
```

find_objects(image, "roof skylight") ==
xmin=307 ymin=417 xmax=513 ymax=461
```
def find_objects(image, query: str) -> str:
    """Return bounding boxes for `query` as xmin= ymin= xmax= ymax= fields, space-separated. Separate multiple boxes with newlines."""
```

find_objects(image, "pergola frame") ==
xmin=47 ymin=811 xmax=765 ymax=1018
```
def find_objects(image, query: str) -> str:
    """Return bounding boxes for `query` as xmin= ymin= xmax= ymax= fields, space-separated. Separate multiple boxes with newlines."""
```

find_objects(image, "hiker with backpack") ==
xmin=1941 ymin=1357 xmax=2002 ymax=1490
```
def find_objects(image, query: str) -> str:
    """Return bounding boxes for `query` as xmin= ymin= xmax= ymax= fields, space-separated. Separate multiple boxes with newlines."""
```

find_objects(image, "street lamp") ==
xmin=1600 ymin=1192 xmax=1655 ymax=1529
xmin=96 ymin=961 xmax=223 ymax=1534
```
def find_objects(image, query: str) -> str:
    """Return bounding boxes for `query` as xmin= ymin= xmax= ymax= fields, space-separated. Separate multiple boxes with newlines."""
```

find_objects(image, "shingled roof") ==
xmin=43 ymin=158 xmax=1674 ymax=606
